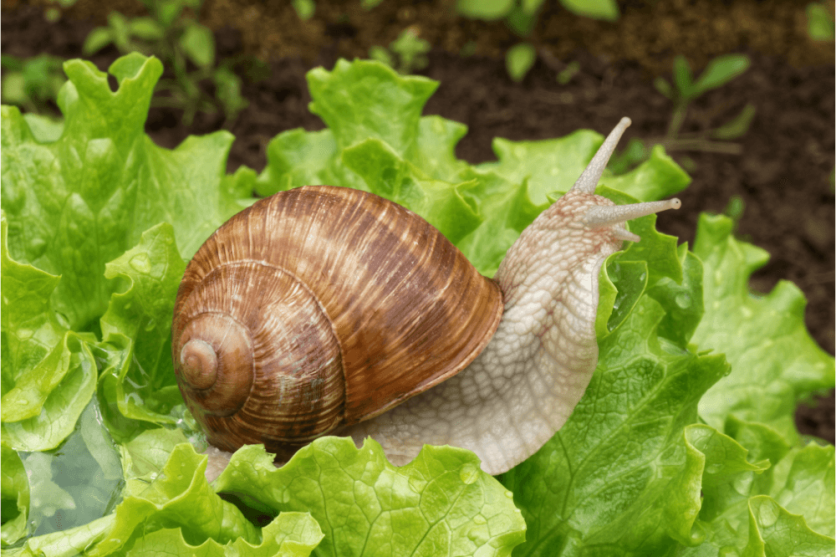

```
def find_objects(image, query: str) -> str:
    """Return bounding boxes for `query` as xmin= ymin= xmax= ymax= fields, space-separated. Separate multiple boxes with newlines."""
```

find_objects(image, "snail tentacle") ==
xmin=583 ymin=198 xmax=681 ymax=230
xmin=570 ymin=116 xmax=631 ymax=194
xmin=612 ymin=227 xmax=642 ymax=243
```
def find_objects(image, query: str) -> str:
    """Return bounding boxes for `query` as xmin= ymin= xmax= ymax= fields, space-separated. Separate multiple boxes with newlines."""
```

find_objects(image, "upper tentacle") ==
xmin=570 ymin=116 xmax=632 ymax=194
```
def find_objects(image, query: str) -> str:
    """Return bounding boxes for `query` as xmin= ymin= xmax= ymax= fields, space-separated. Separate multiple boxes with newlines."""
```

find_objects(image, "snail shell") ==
xmin=172 ymin=185 xmax=503 ymax=458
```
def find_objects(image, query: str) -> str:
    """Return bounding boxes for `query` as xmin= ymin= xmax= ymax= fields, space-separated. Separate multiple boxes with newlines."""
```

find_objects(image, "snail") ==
xmin=172 ymin=117 xmax=681 ymax=476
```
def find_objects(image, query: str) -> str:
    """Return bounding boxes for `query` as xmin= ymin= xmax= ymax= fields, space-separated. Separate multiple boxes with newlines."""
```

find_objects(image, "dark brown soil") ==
xmin=2 ymin=0 xmax=833 ymax=443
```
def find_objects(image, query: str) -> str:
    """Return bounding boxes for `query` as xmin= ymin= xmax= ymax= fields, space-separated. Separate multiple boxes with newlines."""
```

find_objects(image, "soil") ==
xmin=2 ymin=0 xmax=834 ymax=444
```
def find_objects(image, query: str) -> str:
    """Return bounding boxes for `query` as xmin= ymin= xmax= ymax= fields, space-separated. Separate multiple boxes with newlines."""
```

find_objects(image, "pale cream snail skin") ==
xmin=172 ymin=117 xmax=681 ymax=481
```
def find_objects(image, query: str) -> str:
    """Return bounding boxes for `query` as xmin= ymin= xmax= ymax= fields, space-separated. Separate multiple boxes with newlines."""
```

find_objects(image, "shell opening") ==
xmin=180 ymin=339 xmax=218 ymax=390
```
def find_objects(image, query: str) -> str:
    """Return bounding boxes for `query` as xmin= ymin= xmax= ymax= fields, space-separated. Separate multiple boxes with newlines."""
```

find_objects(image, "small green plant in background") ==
xmin=807 ymin=1 xmax=835 ymax=40
xmin=42 ymin=0 xmax=78 ymax=23
xmin=456 ymin=0 xmax=618 ymax=82
xmin=84 ymin=0 xmax=247 ymax=126
xmin=0 ymin=54 xmax=66 ymax=115
xmin=506 ymin=42 xmax=536 ymax=82
xmin=611 ymin=54 xmax=754 ymax=174
xmin=369 ymin=27 xmax=430 ymax=74
xmin=292 ymin=0 xmax=315 ymax=21
xmin=723 ymin=195 xmax=745 ymax=230
xmin=655 ymin=54 xmax=754 ymax=150
xmin=555 ymin=59 xmax=580 ymax=84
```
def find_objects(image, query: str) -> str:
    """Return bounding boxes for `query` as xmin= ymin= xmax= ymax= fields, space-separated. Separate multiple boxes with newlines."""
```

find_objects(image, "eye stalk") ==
xmin=583 ymin=198 xmax=682 ymax=242
xmin=571 ymin=116 xmax=632 ymax=194
xmin=567 ymin=116 xmax=682 ymax=244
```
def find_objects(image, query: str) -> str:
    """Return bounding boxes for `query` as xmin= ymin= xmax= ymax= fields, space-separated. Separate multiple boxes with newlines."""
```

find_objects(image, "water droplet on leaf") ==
xmin=459 ymin=464 xmax=478 ymax=484
xmin=129 ymin=253 xmax=151 ymax=274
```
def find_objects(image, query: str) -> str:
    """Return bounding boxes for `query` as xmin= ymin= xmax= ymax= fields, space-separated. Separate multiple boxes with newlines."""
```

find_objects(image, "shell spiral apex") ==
xmin=180 ymin=339 xmax=218 ymax=389
xmin=175 ymin=311 xmax=254 ymax=418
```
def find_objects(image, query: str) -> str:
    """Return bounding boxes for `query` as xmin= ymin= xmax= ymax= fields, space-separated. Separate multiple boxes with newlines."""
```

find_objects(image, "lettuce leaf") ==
xmin=97 ymin=222 xmax=186 ymax=432
xmin=477 ymin=130 xmax=603 ymax=208
xmin=342 ymin=138 xmax=482 ymax=243
xmin=87 ymin=443 xmax=259 ymax=555
xmin=604 ymin=144 xmax=691 ymax=202
xmin=124 ymin=513 xmax=323 ymax=557
xmin=743 ymin=496 xmax=834 ymax=557
xmin=3 ymin=515 xmax=114 ymax=557
xmin=214 ymin=438 xmax=527 ymax=557
xmin=1 ymin=442 xmax=29 ymax=547
xmin=18 ymin=398 xmax=122 ymax=540
xmin=0 ymin=53 xmax=246 ymax=333
xmin=671 ymin=422 xmax=834 ymax=556
xmin=692 ymin=214 xmax=836 ymax=443
xmin=769 ymin=442 xmax=834 ymax=537
xmin=1 ymin=52 xmax=245 ymax=450
xmin=307 ymin=59 xmax=437 ymax=156
xmin=0 ymin=216 xmax=97 ymax=451
xmin=8 ymin=440 xmax=324 ymax=557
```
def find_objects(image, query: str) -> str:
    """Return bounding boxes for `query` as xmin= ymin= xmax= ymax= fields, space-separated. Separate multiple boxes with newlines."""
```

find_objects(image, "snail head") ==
xmin=569 ymin=116 xmax=681 ymax=243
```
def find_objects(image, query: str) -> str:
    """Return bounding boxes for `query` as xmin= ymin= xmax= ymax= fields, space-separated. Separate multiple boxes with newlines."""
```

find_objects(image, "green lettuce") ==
xmin=123 ymin=513 xmax=324 ymax=557
xmin=692 ymin=214 xmax=835 ymax=443
xmin=1 ymin=53 xmax=832 ymax=556
xmin=214 ymin=438 xmax=527 ymax=557
xmin=20 ymin=398 xmax=122 ymax=541
xmin=0 ymin=53 xmax=245 ymax=333
xmin=96 ymin=222 xmax=187 ymax=441
xmin=8 ymin=434 xmax=324 ymax=557
xmin=668 ymin=425 xmax=834 ymax=557
xmin=1 ymin=216 xmax=97 ymax=452
xmin=1 ymin=442 xmax=29 ymax=547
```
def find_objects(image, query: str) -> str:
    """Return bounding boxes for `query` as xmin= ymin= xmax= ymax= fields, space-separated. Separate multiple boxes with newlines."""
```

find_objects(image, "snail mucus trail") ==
xmin=173 ymin=117 xmax=681 ymax=478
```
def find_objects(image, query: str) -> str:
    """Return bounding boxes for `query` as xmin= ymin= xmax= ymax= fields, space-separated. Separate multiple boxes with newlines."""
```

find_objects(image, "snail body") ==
xmin=173 ymin=118 xmax=681 ymax=474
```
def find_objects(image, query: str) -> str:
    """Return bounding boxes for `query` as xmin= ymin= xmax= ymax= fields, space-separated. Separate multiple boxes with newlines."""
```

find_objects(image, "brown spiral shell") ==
xmin=172 ymin=186 xmax=503 ymax=457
